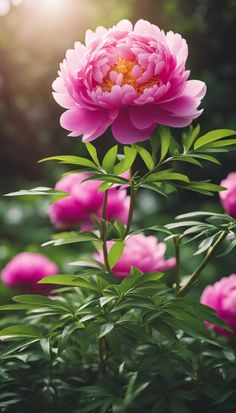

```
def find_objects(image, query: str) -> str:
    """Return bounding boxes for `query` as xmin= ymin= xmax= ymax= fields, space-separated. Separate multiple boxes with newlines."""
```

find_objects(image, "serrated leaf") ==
xmin=194 ymin=129 xmax=236 ymax=149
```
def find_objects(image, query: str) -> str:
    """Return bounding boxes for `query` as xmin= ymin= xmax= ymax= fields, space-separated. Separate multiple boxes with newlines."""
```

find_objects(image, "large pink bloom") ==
xmin=219 ymin=172 xmax=236 ymax=218
xmin=201 ymin=275 xmax=236 ymax=336
xmin=53 ymin=19 xmax=206 ymax=144
xmin=94 ymin=233 xmax=176 ymax=277
xmin=1 ymin=252 xmax=59 ymax=294
xmin=49 ymin=173 xmax=129 ymax=229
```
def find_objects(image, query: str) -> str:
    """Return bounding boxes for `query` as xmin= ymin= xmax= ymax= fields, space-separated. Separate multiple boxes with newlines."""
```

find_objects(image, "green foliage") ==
xmin=2 ymin=124 xmax=236 ymax=412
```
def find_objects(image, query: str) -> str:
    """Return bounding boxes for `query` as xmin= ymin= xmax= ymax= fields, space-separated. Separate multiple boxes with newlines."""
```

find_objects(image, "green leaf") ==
xmin=119 ymin=267 xmax=143 ymax=293
xmin=159 ymin=126 xmax=171 ymax=160
xmin=140 ymin=183 xmax=168 ymax=197
xmin=185 ymin=124 xmax=200 ymax=150
xmin=177 ymin=181 xmax=225 ymax=196
xmin=108 ymin=241 xmax=125 ymax=269
xmin=99 ymin=322 xmax=114 ymax=338
xmin=194 ymin=129 xmax=236 ymax=149
xmin=4 ymin=187 xmax=68 ymax=198
xmin=38 ymin=274 xmax=98 ymax=291
xmin=204 ymin=138 xmax=236 ymax=148
xmin=136 ymin=145 xmax=155 ymax=170
xmin=38 ymin=155 xmax=97 ymax=168
xmin=98 ymin=182 xmax=113 ymax=192
xmin=102 ymin=145 xmax=118 ymax=172
xmin=42 ymin=231 xmax=99 ymax=247
xmin=143 ymin=171 xmax=189 ymax=184
xmin=113 ymin=146 xmax=137 ymax=174
xmin=191 ymin=153 xmax=221 ymax=165
xmin=152 ymin=319 xmax=178 ymax=343
xmin=172 ymin=155 xmax=203 ymax=167
xmin=85 ymin=142 xmax=100 ymax=165
xmin=0 ymin=325 xmax=42 ymax=339
xmin=82 ymin=173 xmax=128 ymax=185
xmin=113 ymin=220 xmax=126 ymax=238
xmin=12 ymin=294 xmax=71 ymax=311
xmin=0 ymin=339 xmax=39 ymax=358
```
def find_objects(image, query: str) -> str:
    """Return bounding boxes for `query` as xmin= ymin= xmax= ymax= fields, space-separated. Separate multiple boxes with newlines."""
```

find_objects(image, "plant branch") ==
xmin=177 ymin=231 xmax=227 ymax=297
xmin=124 ymin=185 xmax=137 ymax=238
xmin=101 ymin=190 xmax=111 ymax=273
xmin=98 ymin=338 xmax=107 ymax=376
xmin=173 ymin=236 xmax=181 ymax=291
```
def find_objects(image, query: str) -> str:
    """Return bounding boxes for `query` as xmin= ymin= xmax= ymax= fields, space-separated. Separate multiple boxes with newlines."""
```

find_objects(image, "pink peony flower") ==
xmin=94 ymin=233 xmax=176 ymax=277
xmin=49 ymin=173 xmax=130 ymax=229
xmin=219 ymin=172 xmax=236 ymax=218
xmin=1 ymin=252 xmax=59 ymax=294
xmin=200 ymin=275 xmax=236 ymax=336
xmin=53 ymin=19 xmax=206 ymax=144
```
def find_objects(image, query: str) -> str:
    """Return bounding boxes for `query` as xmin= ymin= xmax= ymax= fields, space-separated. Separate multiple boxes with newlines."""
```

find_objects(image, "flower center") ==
xmin=100 ymin=58 xmax=159 ymax=96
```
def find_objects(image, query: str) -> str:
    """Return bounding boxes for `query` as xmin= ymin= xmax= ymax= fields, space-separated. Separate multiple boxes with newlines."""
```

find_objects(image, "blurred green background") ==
xmin=1 ymin=0 xmax=236 ymax=301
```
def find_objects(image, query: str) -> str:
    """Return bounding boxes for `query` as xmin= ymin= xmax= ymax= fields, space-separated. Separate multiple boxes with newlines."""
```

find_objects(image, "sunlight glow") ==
xmin=0 ymin=0 xmax=10 ymax=16
xmin=25 ymin=0 xmax=68 ymax=11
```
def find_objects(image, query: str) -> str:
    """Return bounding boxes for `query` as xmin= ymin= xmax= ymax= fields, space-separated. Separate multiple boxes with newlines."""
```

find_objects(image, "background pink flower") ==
xmin=1 ymin=252 xmax=59 ymax=294
xmin=200 ymin=274 xmax=236 ymax=336
xmin=94 ymin=233 xmax=175 ymax=277
xmin=219 ymin=172 xmax=236 ymax=218
xmin=53 ymin=19 xmax=206 ymax=144
xmin=49 ymin=173 xmax=130 ymax=229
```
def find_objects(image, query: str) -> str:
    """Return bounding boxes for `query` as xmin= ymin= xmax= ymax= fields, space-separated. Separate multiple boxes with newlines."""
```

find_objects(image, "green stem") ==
xmin=101 ymin=190 xmax=111 ymax=273
xmin=124 ymin=185 xmax=137 ymax=238
xmin=177 ymin=231 xmax=227 ymax=297
xmin=173 ymin=237 xmax=181 ymax=291
xmin=98 ymin=338 xmax=107 ymax=376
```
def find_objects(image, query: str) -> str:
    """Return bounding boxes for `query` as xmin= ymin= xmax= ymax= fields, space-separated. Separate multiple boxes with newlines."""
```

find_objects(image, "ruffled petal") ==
xmin=111 ymin=108 xmax=154 ymax=143
xmin=60 ymin=108 xmax=113 ymax=139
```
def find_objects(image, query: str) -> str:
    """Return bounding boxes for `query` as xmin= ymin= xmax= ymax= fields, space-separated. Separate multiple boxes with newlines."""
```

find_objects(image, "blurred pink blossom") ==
xmin=94 ymin=233 xmax=176 ymax=277
xmin=201 ymin=275 xmax=236 ymax=336
xmin=49 ymin=173 xmax=130 ymax=229
xmin=1 ymin=252 xmax=59 ymax=294
xmin=53 ymin=19 xmax=206 ymax=144
xmin=219 ymin=172 xmax=236 ymax=218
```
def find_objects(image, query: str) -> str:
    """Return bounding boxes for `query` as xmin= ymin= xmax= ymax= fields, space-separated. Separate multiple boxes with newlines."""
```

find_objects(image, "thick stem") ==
xmin=101 ymin=190 xmax=111 ymax=273
xmin=177 ymin=231 xmax=227 ymax=297
xmin=124 ymin=185 xmax=137 ymax=238
xmin=173 ymin=237 xmax=181 ymax=291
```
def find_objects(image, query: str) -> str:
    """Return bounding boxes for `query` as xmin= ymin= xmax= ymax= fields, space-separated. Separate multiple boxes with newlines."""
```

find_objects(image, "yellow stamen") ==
xmin=100 ymin=58 xmax=159 ymax=96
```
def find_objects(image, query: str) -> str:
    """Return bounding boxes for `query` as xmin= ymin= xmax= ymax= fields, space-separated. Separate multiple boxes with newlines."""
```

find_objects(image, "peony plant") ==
xmin=1 ymin=19 xmax=236 ymax=413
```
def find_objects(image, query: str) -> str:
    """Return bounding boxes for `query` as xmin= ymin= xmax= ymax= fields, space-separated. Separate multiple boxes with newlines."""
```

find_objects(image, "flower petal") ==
xmin=112 ymin=109 xmax=154 ymax=143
